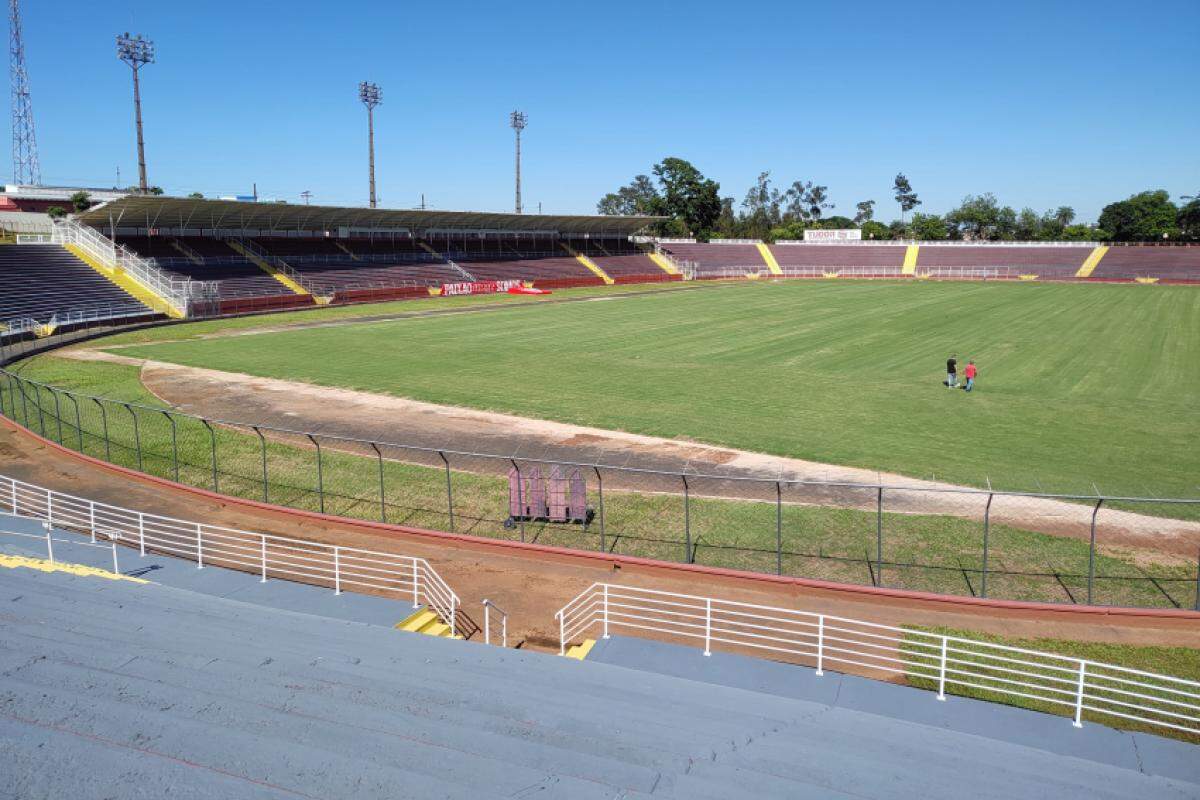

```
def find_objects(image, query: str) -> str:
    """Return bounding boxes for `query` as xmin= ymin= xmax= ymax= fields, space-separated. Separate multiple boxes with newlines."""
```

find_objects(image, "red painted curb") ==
xmin=5 ymin=414 xmax=1199 ymax=620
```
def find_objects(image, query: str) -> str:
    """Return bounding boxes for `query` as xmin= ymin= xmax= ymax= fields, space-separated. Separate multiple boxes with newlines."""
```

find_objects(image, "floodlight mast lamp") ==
xmin=116 ymin=33 xmax=155 ymax=191
xmin=359 ymin=81 xmax=381 ymax=209
xmin=510 ymin=110 xmax=526 ymax=214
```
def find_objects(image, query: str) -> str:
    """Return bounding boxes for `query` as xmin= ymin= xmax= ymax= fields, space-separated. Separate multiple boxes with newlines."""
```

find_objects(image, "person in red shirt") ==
xmin=963 ymin=360 xmax=977 ymax=392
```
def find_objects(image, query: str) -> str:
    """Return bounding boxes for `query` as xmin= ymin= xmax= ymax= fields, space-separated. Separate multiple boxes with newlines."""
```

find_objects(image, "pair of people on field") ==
xmin=945 ymin=354 xmax=977 ymax=392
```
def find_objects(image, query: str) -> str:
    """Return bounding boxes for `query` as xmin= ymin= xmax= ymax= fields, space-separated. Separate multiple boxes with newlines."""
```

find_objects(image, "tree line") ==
xmin=597 ymin=158 xmax=1200 ymax=243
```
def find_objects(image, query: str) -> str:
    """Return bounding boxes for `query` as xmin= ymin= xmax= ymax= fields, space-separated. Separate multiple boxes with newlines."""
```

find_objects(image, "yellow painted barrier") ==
xmin=902 ymin=245 xmax=920 ymax=275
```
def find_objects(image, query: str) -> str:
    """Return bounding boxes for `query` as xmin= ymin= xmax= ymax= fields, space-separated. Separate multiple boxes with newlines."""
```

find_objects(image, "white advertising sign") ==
xmin=803 ymin=229 xmax=862 ymax=242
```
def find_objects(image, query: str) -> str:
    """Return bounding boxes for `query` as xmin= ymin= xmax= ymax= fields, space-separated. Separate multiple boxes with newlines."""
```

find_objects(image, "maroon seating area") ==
xmin=658 ymin=243 xmax=763 ymax=272
xmin=770 ymin=245 xmax=906 ymax=267
xmin=1092 ymin=247 xmax=1200 ymax=281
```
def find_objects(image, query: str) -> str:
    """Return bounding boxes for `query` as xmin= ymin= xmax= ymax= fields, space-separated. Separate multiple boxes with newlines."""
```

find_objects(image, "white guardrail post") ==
xmin=816 ymin=615 xmax=825 ymax=676
xmin=937 ymin=638 xmax=949 ymax=700
xmin=334 ymin=546 xmax=341 ymax=594
xmin=1073 ymin=662 xmax=1087 ymax=728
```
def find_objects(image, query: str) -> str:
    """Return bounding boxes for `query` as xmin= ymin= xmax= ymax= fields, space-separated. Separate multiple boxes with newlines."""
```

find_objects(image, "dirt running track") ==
xmin=2 ymin=418 xmax=1198 ymax=662
xmin=91 ymin=353 xmax=1200 ymax=556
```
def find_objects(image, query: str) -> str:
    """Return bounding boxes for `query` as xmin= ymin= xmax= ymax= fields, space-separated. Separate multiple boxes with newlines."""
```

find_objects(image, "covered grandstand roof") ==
xmin=74 ymin=195 xmax=663 ymax=236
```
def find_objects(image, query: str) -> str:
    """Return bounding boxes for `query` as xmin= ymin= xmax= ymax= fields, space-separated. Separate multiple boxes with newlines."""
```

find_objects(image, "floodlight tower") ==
xmin=510 ymin=110 xmax=526 ymax=214
xmin=9 ymin=0 xmax=40 ymax=185
xmin=359 ymin=81 xmax=381 ymax=208
xmin=116 ymin=32 xmax=155 ymax=191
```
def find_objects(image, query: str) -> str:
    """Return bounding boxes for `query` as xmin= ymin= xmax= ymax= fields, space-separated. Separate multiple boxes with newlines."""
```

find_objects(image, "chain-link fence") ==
xmin=2 ymin=367 xmax=1198 ymax=611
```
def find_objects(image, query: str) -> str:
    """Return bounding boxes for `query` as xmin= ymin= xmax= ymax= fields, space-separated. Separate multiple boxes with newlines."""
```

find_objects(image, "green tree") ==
xmin=805 ymin=185 xmax=833 ymax=221
xmin=945 ymin=193 xmax=1017 ymax=240
xmin=860 ymin=220 xmax=891 ymax=240
xmin=652 ymin=157 xmax=723 ymax=238
xmin=1061 ymin=224 xmax=1106 ymax=241
xmin=46 ymin=205 xmax=67 ymax=219
xmin=853 ymin=200 xmax=875 ymax=225
xmin=892 ymin=173 xmax=921 ymax=229
xmin=1098 ymin=190 xmax=1180 ymax=241
xmin=188 ymin=192 xmax=205 ymax=199
xmin=69 ymin=191 xmax=93 ymax=212
xmin=1178 ymin=199 xmax=1200 ymax=241
xmin=597 ymin=174 xmax=660 ymax=216
xmin=741 ymin=172 xmax=783 ymax=238
xmin=909 ymin=212 xmax=949 ymax=240
xmin=815 ymin=215 xmax=855 ymax=229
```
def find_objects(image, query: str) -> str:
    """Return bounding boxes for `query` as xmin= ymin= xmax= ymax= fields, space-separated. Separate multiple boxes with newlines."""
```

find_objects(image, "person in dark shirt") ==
xmin=946 ymin=354 xmax=958 ymax=388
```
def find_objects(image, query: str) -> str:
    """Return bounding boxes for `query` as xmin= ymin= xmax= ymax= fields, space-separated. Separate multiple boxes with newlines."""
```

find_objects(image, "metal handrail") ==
xmin=482 ymin=599 xmax=508 ymax=647
xmin=0 ymin=471 xmax=461 ymax=633
xmin=52 ymin=219 xmax=191 ymax=314
xmin=554 ymin=583 xmax=1200 ymax=737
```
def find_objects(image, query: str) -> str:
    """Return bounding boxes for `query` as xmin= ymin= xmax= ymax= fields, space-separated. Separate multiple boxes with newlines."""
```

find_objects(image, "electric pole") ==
xmin=359 ymin=81 xmax=381 ymax=208
xmin=301 ymin=190 xmax=311 ymax=205
xmin=9 ymin=0 xmax=40 ymax=185
xmin=510 ymin=110 xmax=526 ymax=214
xmin=117 ymin=32 xmax=155 ymax=191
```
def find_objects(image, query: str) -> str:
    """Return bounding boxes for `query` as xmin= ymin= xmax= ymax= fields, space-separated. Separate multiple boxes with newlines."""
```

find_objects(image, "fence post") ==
xmin=67 ymin=392 xmax=83 ymax=452
xmin=484 ymin=601 xmax=491 ymax=645
xmin=1073 ymin=662 xmax=1087 ymax=728
xmin=43 ymin=521 xmax=53 ymax=563
xmin=370 ymin=442 xmax=386 ymax=523
xmin=162 ymin=411 xmax=178 ymax=482
xmin=449 ymin=597 xmax=457 ymax=638
xmin=17 ymin=376 xmax=29 ymax=428
xmin=50 ymin=389 xmax=63 ymax=444
xmin=253 ymin=426 xmax=268 ymax=502
xmin=602 ymin=584 xmax=610 ymax=639
xmin=32 ymin=383 xmax=45 ymax=437
xmin=1086 ymin=499 xmax=1104 ymax=606
xmin=704 ymin=597 xmax=712 ymax=656
xmin=936 ymin=637 xmax=948 ymax=701
xmin=92 ymin=398 xmax=110 ymax=461
xmin=411 ymin=560 xmax=419 ymax=608
xmin=333 ymin=546 xmax=341 ymax=595
xmin=815 ymin=615 xmax=824 ymax=676
xmin=775 ymin=481 xmax=783 ymax=576
xmin=307 ymin=434 xmax=324 ymax=514
xmin=876 ymin=486 xmax=884 ymax=588
xmin=260 ymin=536 xmax=267 ymax=582
xmin=1194 ymin=546 xmax=1199 ymax=613
xmin=682 ymin=475 xmax=691 ymax=564
xmin=88 ymin=500 xmax=95 ymax=543
xmin=196 ymin=522 xmax=204 ymax=568
xmin=122 ymin=404 xmax=142 ymax=472
xmin=138 ymin=512 xmax=145 ymax=556
xmin=45 ymin=487 xmax=52 ymax=527
xmin=981 ymin=493 xmax=993 ymax=598
xmin=438 ymin=451 xmax=454 ymax=532
xmin=593 ymin=466 xmax=605 ymax=553
xmin=201 ymin=419 xmax=218 ymax=492
xmin=111 ymin=535 xmax=119 ymax=574
xmin=511 ymin=459 xmax=525 ymax=543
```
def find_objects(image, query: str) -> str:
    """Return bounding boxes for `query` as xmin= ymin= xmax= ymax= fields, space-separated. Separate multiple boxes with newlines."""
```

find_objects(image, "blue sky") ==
xmin=15 ymin=0 xmax=1200 ymax=221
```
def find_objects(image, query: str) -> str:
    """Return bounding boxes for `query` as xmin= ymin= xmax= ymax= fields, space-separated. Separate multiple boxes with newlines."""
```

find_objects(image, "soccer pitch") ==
xmin=113 ymin=280 xmax=1200 ymax=499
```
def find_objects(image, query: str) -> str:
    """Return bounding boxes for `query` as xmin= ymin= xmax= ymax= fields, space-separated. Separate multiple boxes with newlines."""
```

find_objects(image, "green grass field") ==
xmin=110 ymin=279 xmax=1200 ymax=500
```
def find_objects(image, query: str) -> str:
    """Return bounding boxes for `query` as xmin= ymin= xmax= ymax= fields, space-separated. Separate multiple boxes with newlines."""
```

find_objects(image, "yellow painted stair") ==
xmin=902 ymin=244 xmax=920 ymax=275
xmin=65 ymin=244 xmax=184 ymax=319
xmin=335 ymin=241 xmax=361 ymax=261
xmin=395 ymin=608 xmax=461 ymax=639
xmin=648 ymin=252 xmax=679 ymax=275
xmin=560 ymin=243 xmax=614 ymax=284
xmin=564 ymin=639 xmax=596 ymax=660
xmin=1076 ymin=245 xmax=1108 ymax=278
xmin=225 ymin=240 xmax=309 ymax=296
xmin=755 ymin=243 xmax=782 ymax=275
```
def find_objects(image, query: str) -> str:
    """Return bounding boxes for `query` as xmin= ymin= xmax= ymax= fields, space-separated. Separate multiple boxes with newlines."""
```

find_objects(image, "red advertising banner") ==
xmin=440 ymin=280 xmax=523 ymax=296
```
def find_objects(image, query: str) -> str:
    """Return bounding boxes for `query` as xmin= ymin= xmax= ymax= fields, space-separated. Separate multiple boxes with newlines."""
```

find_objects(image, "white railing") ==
xmin=556 ymin=583 xmax=1200 ymax=737
xmin=482 ymin=598 xmax=508 ymax=647
xmin=0 ymin=472 xmax=461 ymax=634
xmin=52 ymin=219 xmax=191 ymax=315
xmin=234 ymin=238 xmax=323 ymax=295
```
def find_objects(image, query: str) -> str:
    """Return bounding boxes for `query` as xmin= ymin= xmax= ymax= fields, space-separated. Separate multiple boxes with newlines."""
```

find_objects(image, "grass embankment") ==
xmin=108 ymin=280 xmax=1200 ymax=512
xmin=7 ymin=353 xmax=1197 ymax=610
xmin=905 ymin=626 xmax=1200 ymax=742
